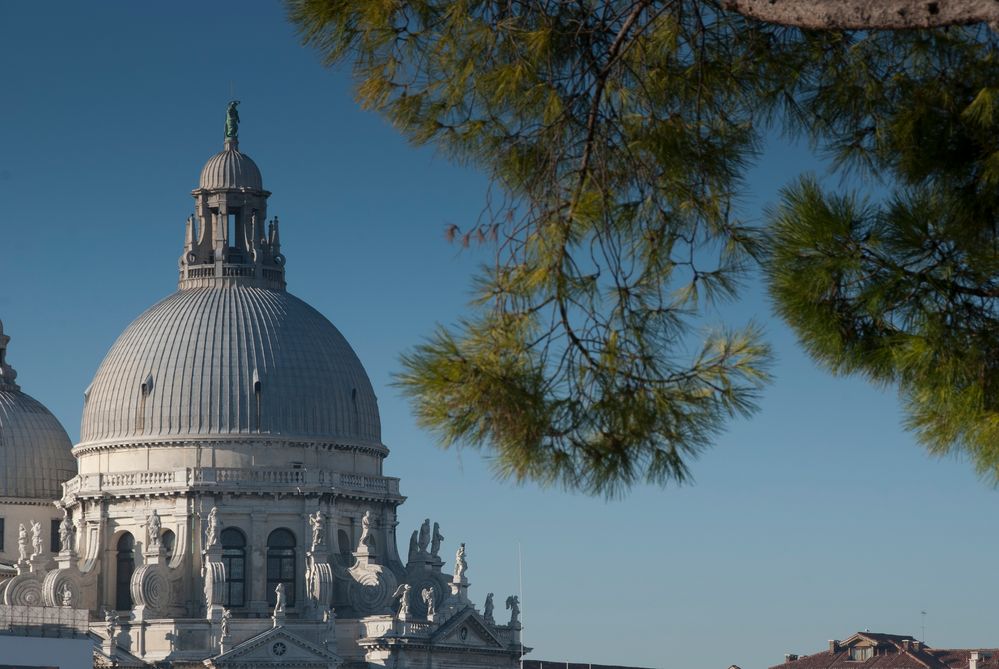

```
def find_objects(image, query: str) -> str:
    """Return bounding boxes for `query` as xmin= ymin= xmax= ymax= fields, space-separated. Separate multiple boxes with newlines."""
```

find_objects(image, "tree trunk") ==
xmin=722 ymin=0 xmax=999 ymax=30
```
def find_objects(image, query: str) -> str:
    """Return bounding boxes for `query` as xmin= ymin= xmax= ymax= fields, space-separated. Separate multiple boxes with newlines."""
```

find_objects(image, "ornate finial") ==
xmin=225 ymin=100 xmax=240 ymax=144
xmin=0 ymin=320 xmax=20 ymax=391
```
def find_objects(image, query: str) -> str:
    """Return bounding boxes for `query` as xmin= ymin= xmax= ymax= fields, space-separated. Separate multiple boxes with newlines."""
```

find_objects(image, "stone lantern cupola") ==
xmin=179 ymin=102 xmax=285 ymax=290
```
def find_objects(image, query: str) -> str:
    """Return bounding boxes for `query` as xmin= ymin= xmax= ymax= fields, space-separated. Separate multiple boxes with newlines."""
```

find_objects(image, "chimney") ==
xmin=913 ymin=641 xmax=922 ymax=652
xmin=830 ymin=641 xmax=840 ymax=654
xmin=786 ymin=655 xmax=799 ymax=663
xmin=971 ymin=651 xmax=981 ymax=669
xmin=902 ymin=640 xmax=912 ymax=651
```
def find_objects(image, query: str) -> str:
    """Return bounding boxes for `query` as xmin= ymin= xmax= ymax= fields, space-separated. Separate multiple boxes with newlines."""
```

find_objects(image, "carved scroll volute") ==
xmin=130 ymin=564 xmax=172 ymax=616
xmin=307 ymin=558 xmax=334 ymax=611
xmin=202 ymin=560 xmax=226 ymax=610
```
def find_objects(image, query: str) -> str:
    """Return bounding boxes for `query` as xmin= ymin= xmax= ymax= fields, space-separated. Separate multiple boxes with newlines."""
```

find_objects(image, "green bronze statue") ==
xmin=225 ymin=100 xmax=240 ymax=139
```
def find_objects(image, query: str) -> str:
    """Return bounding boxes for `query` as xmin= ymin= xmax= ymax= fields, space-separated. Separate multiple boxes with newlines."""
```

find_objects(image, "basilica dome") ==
xmin=78 ymin=131 xmax=382 ymax=452
xmin=79 ymin=286 xmax=381 ymax=448
xmin=0 ymin=323 xmax=75 ymax=499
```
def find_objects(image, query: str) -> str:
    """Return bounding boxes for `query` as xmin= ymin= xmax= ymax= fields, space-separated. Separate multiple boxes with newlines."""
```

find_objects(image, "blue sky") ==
xmin=1 ymin=3 xmax=997 ymax=668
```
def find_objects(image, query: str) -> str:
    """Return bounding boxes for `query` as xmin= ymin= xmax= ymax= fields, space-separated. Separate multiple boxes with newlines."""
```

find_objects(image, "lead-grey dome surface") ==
xmin=79 ymin=286 xmax=381 ymax=447
xmin=198 ymin=142 xmax=263 ymax=191
xmin=0 ymin=389 xmax=75 ymax=498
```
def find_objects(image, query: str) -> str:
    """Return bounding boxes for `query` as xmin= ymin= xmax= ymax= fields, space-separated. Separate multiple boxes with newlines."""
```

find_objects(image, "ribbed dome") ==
xmin=0 ymin=389 xmax=75 ymax=499
xmin=198 ymin=140 xmax=263 ymax=191
xmin=79 ymin=286 xmax=381 ymax=448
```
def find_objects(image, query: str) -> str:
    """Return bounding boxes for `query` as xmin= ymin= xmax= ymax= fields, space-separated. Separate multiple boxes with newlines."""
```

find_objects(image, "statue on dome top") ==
xmin=225 ymin=100 xmax=240 ymax=139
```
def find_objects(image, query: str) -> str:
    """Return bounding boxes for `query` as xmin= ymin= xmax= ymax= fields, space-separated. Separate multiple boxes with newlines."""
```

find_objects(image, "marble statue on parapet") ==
xmin=408 ymin=530 xmax=419 ymax=563
xmin=104 ymin=610 xmax=116 ymax=640
xmin=58 ymin=513 xmax=73 ymax=552
xmin=392 ymin=583 xmax=412 ymax=620
xmin=323 ymin=608 xmax=336 ymax=649
xmin=484 ymin=593 xmax=495 ymax=624
xmin=274 ymin=583 xmax=286 ymax=615
xmin=205 ymin=506 xmax=219 ymax=548
xmin=422 ymin=586 xmax=436 ymax=618
xmin=220 ymin=608 xmax=231 ymax=641
xmin=431 ymin=522 xmax=444 ymax=557
xmin=506 ymin=595 xmax=520 ymax=626
xmin=309 ymin=510 xmax=324 ymax=550
xmin=147 ymin=509 xmax=162 ymax=549
xmin=17 ymin=523 xmax=27 ymax=562
xmin=417 ymin=518 xmax=431 ymax=554
xmin=454 ymin=543 xmax=467 ymax=581
xmin=30 ymin=519 xmax=42 ymax=559
xmin=358 ymin=510 xmax=374 ymax=549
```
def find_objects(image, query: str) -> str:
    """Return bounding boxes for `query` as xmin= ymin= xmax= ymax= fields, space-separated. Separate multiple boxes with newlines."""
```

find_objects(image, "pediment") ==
xmin=431 ymin=607 xmax=505 ymax=649
xmin=209 ymin=626 xmax=341 ymax=668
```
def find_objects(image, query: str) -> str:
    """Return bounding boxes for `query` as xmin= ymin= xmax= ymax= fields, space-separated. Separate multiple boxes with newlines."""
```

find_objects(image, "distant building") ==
xmin=770 ymin=631 xmax=999 ymax=669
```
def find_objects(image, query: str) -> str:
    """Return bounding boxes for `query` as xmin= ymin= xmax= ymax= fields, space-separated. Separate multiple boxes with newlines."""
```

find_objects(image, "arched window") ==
xmin=337 ymin=529 xmax=351 ymax=560
xmin=115 ymin=533 xmax=135 ymax=611
xmin=162 ymin=529 xmax=176 ymax=562
xmin=266 ymin=529 xmax=296 ymax=607
xmin=221 ymin=528 xmax=246 ymax=608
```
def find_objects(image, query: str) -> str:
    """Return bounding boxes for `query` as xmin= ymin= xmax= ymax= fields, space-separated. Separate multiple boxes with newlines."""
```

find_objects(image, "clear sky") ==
xmin=1 ymin=3 xmax=996 ymax=669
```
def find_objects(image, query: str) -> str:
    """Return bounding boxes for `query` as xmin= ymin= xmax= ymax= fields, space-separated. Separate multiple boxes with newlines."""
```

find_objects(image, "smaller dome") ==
xmin=0 ymin=322 xmax=75 ymax=499
xmin=198 ymin=139 xmax=263 ymax=191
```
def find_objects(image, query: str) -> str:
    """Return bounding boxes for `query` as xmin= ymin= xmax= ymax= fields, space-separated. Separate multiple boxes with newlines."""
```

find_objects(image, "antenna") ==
xmin=518 ymin=542 xmax=524 ymax=669
xmin=921 ymin=610 xmax=927 ymax=643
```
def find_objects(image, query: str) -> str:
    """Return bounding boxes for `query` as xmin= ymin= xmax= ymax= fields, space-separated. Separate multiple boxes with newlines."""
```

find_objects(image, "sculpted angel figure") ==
xmin=30 ymin=519 xmax=42 ymax=559
xmin=421 ymin=586 xmax=436 ymax=617
xmin=147 ymin=509 xmax=162 ymax=549
xmin=17 ymin=523 xmax=27 ymax=561
xmin=58 ymin=513 xmax=73 ymax=552
xmin=392 ymin=583 xmax=412 ymax=619
xmin=506 ymin=595 xmax=520 ymax=625
xmin=430 ymin=522 xmax=444 ymax=557
xmin=454 ymin=543 xmax=467 ymax=581
xmin=483 ymin=592 xmax=495 ymax=623
xmin=417 ymin=518 xmax=431 ymax=554
xmin=104 ymin=610 xmax=116 ymax=640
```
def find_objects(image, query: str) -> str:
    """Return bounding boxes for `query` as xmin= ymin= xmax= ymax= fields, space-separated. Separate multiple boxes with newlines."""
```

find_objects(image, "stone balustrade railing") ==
xmin=62 ymin=468 xmax=400 ymax=498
